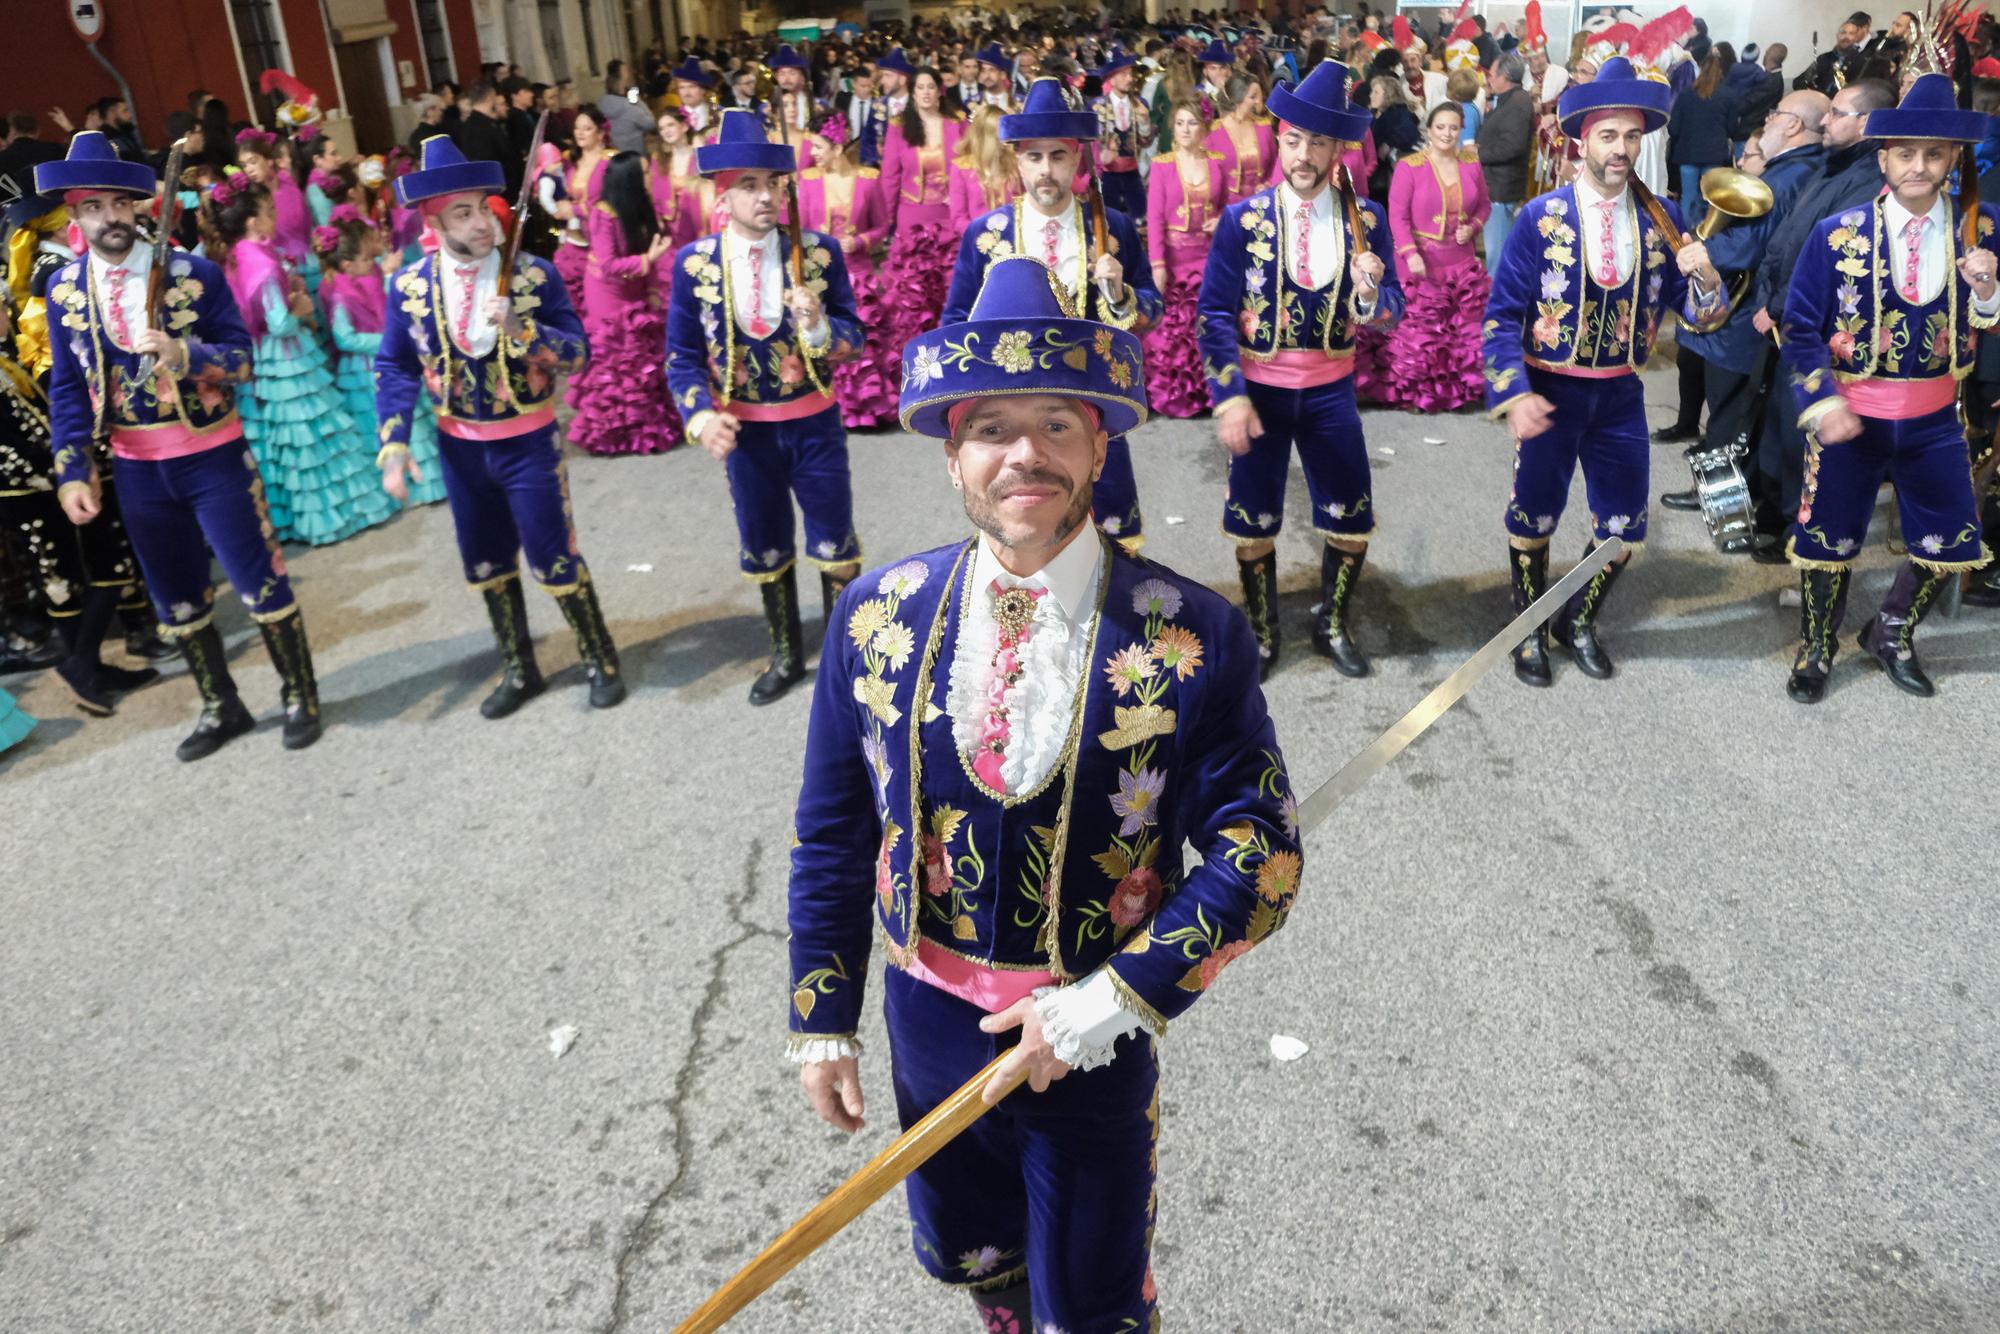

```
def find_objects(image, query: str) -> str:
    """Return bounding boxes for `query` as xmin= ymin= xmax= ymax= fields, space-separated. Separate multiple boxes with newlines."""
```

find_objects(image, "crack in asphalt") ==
xmin=599 ymin=838 xmax=783 ymax=1334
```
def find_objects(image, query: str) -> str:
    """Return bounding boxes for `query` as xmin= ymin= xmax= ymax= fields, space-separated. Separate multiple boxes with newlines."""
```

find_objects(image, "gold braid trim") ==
xmin=1784 ymin=535 xmax=1853 ymax=572
xmin=157 ymin=611 xmax=216 ymax=639
xmin=741 ymin=557 xmax=798 ymax=584
xmin=247 ymin=602 xmax=301 ymax=625
xmin=467 ymin=568 xmax=523 ymax=593
xmin=1910 ymin=543 xmax=1994 ymax=573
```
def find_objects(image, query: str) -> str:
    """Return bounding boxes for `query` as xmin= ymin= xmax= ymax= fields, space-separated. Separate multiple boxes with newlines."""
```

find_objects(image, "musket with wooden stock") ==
xmin=134 ymin=137 xmax=189 ymax=385
xmin=497 ymin=110 xmax=550 ymax=280
xmin=668 ymin=538 xmax=1629 ymax=1333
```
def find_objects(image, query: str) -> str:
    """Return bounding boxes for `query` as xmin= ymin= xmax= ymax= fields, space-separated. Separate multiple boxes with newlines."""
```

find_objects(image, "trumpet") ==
xmin=1694 ymin=165 xmax=1774 ymax=241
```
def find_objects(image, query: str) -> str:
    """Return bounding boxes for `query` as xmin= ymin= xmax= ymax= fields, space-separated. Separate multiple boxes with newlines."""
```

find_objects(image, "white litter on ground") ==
xmin=1269 ymin=1034 xmax=1310 ymax=1062
xmin=626 ymin=564 xmax=655 ymax=573
xmin=1423 ymin=436 xmax=1447 ymax=446
xmin=1165 ymin=515 xmax=1186 ymax=525
xmin=548 ymin=1025 xmax=581 ymax=1058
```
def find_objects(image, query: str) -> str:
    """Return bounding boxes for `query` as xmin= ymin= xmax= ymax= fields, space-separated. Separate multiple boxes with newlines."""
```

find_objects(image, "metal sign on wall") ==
xmin=68 ymin=0 xmax=106 ymax=42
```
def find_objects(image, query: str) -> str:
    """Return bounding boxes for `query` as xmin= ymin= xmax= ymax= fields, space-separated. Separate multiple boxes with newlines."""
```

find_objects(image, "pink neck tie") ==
xmin=1296 ymin=203 xmax=1313 ymax=288
xmin=1595 ymin=200 xmax=1617 ymax=287
xmin=748 ymin=242 xmax=772 ymax=336
xmin=105 ymin=267 xmax=132 ymax=345
xmin=454 ymin=264 xmax=479 ymax=346
xmin=971 ymin=579 xmax=1048 ymax=795
xmin=1900 ymin=216 xmax=1925 ymax=302
xmin=1043 ymin=217 xmax=1061 ymax=269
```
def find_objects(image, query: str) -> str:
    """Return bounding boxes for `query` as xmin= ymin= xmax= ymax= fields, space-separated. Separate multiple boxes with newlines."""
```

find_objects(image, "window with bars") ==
xmin=411 ymin=0 xmax=456 ymax=88
xmin=228 ymin=0 xmax=288 ymax=123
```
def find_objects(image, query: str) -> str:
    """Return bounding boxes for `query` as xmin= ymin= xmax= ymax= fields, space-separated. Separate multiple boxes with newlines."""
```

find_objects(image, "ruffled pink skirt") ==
xmin=835 ymin=254 xmax=899 ymax=429
xmin=879 ymin=208 xmax=954 ymax=366
xmin=1377 ymin=255 xmax=1490 ymax=413
xmin=1142 ymin=235 xmax=1209 ymax=419
xmin=554 ymin=242 xmax=589 ymax=314
xmin=567 ymin=295 xmax=683 ymax=455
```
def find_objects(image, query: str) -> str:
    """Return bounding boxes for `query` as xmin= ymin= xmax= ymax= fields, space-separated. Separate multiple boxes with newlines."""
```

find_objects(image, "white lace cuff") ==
xmin=1033 ymin=971 xmax=1146 ymax=1073
xmin=786 ymin=1033 xmax=863 ymax=1064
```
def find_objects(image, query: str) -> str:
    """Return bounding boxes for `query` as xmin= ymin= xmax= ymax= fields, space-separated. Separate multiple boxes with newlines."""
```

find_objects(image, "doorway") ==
xmin=334 ymin=39 xmax=398 ymax=152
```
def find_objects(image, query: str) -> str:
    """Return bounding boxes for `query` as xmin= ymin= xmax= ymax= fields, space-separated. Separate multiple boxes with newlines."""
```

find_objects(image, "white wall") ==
xmin=1703 ymin=0 xmax=1855 ymax=84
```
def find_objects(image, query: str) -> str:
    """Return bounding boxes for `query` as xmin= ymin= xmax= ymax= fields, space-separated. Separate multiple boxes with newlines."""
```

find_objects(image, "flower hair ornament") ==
xmin=309 ymin=224 xmax=342 ymax=258
xmin=208 ymin=172 xmax=255 ymax=209
xmin=308 ymin=166 xmax=343 ymax=195
xmin=812 ymin=111 xmax=850 ymax=146
xmin=235 ymin=126 xmax=281 ymax=157
xmin=296 ymin=124 xmax=323 ymax=146
xmin=356 ymin=155 xmax=389 ymax=188
xmin=329 ymin=202 xmax=367 ymax=226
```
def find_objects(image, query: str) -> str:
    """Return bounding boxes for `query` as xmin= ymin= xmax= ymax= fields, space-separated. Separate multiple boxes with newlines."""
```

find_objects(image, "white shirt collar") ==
xmin=1883 ymin=191 xmax=1950 ymax=238
xmin=1572 ymin=173 xmax=1629 ymax=214
xmin=973 ymin=527 xmax=1101 ymax=625
xmin=88 ymin=241 xmax=153 ymax=280
xmin=1279 ymin=182 xmax=1333 ymax=221
xmin=441 ymin=246 xmax=498 ymax=279
xmin=1023 ymin=195 xmax=1077 ymax=227
xmin=726 ymin=225 xmax=777 ymax=256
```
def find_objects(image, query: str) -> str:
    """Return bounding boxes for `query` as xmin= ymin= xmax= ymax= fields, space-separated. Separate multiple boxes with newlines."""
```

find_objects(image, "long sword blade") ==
xmin=1295 ymin=536 xmax=1624 ymax=834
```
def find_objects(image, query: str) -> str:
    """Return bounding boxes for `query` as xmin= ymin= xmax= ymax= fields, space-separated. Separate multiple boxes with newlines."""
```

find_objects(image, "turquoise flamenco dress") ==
xmin=0 ymin=686 xmax=34 ymax=755
xmin=325 ymin=273 xmax=447 ymax=507
xmin=234 ymin=241 xmax=397 ymax=545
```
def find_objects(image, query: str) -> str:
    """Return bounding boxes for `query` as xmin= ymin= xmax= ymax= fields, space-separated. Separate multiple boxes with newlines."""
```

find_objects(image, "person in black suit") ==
xmin=500 ymin=76 xmax=538 ymax=164
xmin=1796 ymin=13 xmax=1871 ymax=94
xmin=455 ymin=81 xmax=521 ymax=199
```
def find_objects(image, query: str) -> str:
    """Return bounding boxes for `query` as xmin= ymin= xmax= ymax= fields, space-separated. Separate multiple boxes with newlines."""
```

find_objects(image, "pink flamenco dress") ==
xmin=877 ymin=118 xmax=964 ymax=356
xmin=797 ymin=164 xmax=897 ymax=428
xmin=1206 ymin=119 xmax=1278 ymax=205
xmin=948 ymin=160 xmax=1018 ymax=237
xmin=565 ymin=206 xmax=681 ymax=455
xmin=1143 ymin=151 xmax=1224 ymax=419
xmin=230 ymin=237 xmax=396 ymax=545
xmin=1377 ymin=151 xmax=1492 ymax=412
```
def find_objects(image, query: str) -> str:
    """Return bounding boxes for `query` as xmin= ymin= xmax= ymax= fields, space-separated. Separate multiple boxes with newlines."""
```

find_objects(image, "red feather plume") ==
xmin=1522 ymin=0 xmax=1546 ymax=51
xmin=1391 ymin=16 xmax=1418 ymax=52
xmin=258 ymin=69 xmax=317 ymax=104
xmin=1629 ymin=5 xmax=1695 ymax=65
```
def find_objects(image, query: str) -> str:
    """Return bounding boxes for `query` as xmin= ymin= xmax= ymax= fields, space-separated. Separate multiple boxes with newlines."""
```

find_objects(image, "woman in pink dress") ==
xmin=947 ymin=105 xmax=1017 ymax=236
xmin=234 ymin=128 xmax=316 ymax=289
xmin=1378 ymin=102 xmax=1491 ymax=411
xmin=1205 ymin=74 xmax=1277 ymax=203
xmin=550 ymin=106 xmax=613 ymax=307
xmin=565 ymin=152 xmax=681 ymax=455
xmin=877 ymin=68 xmax=964 ymax=353
xmin=648 ymin=108 xmax=704 ymax=249
xmin=797 ymin=113 xmax=897 ymax=428
xmin=1145 ymin=102 xmax=1224 ymax=419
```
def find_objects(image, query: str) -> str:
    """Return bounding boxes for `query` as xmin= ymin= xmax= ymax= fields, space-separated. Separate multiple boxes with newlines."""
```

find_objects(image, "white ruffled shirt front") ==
xmin=789 ymin=532 xmax=1150 ymax=1072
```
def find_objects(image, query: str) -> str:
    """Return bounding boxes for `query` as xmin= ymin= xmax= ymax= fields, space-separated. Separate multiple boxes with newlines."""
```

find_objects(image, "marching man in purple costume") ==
xmin=1481 ymin=57 xmax=1727 ymax=687
xmin=785 ymin=255 xmax=1304 ymax=1332
xmin=1195 ymin=61 xmax=1404 ymax=681
xmin=1777 ymin=72 xmax=1999 ymax=702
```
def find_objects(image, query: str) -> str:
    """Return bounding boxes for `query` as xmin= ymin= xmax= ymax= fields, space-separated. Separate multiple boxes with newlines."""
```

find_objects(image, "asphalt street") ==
xmin=3 ymin=364 xmax=1996 ymax=1334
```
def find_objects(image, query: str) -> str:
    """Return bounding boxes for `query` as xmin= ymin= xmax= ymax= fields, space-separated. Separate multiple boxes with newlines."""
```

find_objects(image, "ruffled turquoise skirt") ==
xmin=335 ymin=351 xmax=447 ymax=506
xmin=243 ymin=333 xmax=398 ymax=546
xmin=0 ymin=686 xmax=35 ymax=754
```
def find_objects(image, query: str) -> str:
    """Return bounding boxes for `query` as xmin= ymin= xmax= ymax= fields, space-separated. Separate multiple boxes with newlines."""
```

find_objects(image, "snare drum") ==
xmin=1687 ymin=442 xmax=1755 ymax=550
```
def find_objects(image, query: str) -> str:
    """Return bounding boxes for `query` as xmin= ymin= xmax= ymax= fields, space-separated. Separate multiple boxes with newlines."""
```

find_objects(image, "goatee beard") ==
xmin=964 ymin=477 xmax=1093 ymax=552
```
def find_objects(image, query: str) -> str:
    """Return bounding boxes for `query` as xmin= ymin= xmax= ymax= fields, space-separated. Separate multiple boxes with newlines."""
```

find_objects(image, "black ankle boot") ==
xmin=174 ymin=622 xmax=256 ymax=762
xmin=258 ymin=611 xmax=323 ymax=749
xmin=118 ymin=602 xmax=176 ymax=660
xmin=1549 ymin=543 xmax=1626 ymax=680
xmin=969 ymin=1276 xmax=1033 ymax=1334
xmin=1236 ymin=551 xmax=1281 ymax=681
xmin=1310 ymin=544 xmax=1370 ymax=677
xmin=751 ymin=567 xmax=807 ymax=705
xmin=1509 ymin=544 xmax=1552 ymax=687
xmin=554 ymin=574 xmax=626 ymax=709
xmin=478 ymin=576 xmax=546 ymax=719
xmin=1858 ymin=560 xmax=1946 ymax=697
xmin=1786 ymin=566 xmax=1850 ymax=704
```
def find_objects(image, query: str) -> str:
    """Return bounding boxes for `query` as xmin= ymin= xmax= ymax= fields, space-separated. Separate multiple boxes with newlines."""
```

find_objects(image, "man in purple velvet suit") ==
xmin=1481 ymin=57 xmax=1726 ymax=687
xmin=1196 ymin=60 xmax=1403 ymax=682
xmin=786 ymin=256 xmax=1304 ymax=1333
xmin=1777 ymin=72 xmax=1999 ymax=702
xmin=41 ymin=133 xmax=325 ymax=761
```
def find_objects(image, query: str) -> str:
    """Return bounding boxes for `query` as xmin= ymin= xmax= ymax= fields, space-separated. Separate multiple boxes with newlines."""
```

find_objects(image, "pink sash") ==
xmin=905 ymin=939 xmax=1054 ymax=1014
xmin=1842 ymin=375 xmax=1955 ymax=420
xmin=1242 ymin=349 xmax=1355 ymax=389
xmin=730 ymin=391 xmax=837 ymax=422
xmin=1526 ymin=357 xmax=1631 ymax=380
xmin=111 ymin=416 xmax=244 ymax=461
xmin=436 ymin=404 xmax=557 ymax=440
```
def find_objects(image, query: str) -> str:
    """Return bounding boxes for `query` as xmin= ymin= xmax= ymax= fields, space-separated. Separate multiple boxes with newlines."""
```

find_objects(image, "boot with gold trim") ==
xmin=175 ymin=622 xmax=256 ymax=762
xmin=554 ymin=574 xmax=626 ymax=709
xmin=1310 ymin=543 xmax=1369 ymax=678
xmin=1786 ymin=567 xmax=1850 ymax=704
xmin=1235 ymin=549 xmax=1280 ymax=682
xmin=751 ymin=565 xmax=806 ymax=705
xmin=1509 ymin=543 xmax=1552 ymax=687
xmin=479 ymin=576 xmax=545 ymax=719
xmin=1549 ymin=542 xmax=1626 ymax=680
xmin=258 ymin=611 xmax=322 ymax=750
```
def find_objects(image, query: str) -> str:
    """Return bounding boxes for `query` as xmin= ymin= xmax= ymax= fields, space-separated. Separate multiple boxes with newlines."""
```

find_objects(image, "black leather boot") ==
xmin=819 ymin=566 xmax=855 ymax=622
xmin=118 ymin=600 xmax=177 ymax=660
xmin=1310 ymin=544 xmax=1370 ymax=677
xmin=478 ymin=576 xmax=545 ymax=719
xmin=969 ymin=1276 xmax=1033 ymax=1334
xmin=750 ymin=566 xmax=806 ymax=705
xmin=1858 ymin=560 xmax=1946 ymax=697
xmin=258 ymin=611 xmax=323 ymax=749
xmin=174 ymin=622 xmax=256 ymax=762
xmin=1963 ymin=565 xmax=2000 ymax=608
xmin=554 ymin=574 xmax=626 ymax=709
xmin=1236 ymin=550 xmax=1280 ymax=682
xmin=1549 ymin=544 xmax=1626 ymax=680
xmin=1509 ymin=544 xmax=1552 ymax=687
xmin=1785 ymin=566 xmax=1850 ymax=704
xmin=53 ymin=586 xmax=121 ymax=716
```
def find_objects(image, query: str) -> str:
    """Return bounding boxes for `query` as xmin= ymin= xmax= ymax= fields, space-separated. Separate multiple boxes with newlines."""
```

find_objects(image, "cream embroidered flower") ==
xmin=871 ymin=622 xmax=915 ymax=671
xmin=847 ymin=597 xmax=891 ymax=647
xmin=1104 ymin=643 xmax=1157 ymax=696
xmin=906 ymin=344 xmax=943 ymax=391
xmin=993 ymin=329 xmax=1034 ymax=373
xmin=877 ymin=561 xmax=928 ymax=598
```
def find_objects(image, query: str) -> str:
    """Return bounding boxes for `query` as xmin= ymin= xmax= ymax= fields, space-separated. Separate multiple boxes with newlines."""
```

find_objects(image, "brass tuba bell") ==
xmin=1694 ymin=166 xmax=1775 ymax=240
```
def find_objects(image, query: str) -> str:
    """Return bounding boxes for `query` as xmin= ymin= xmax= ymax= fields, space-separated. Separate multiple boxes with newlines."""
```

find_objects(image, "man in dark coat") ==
xmin=1476 ymin=53 xmax=1534 ymax=261
xmin=454 ymin=82 xmax=521 ymax=200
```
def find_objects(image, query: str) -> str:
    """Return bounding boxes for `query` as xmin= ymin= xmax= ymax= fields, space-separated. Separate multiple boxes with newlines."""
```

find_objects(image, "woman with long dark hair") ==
xmin=876 ymin=67 xmax=963 ymax=355
xmin=1144 ymin=100 xmax=1224 ymax=418
xmin=206 ymin=176 xmax=393 ymax=544
xmin=797 ymin=111 xmax=895 ymax=428
xmin=566 ymin=152 xmax=680 ymax=455
xmin=1376 ymin=100 xmax=1490 ymax=411
xmin=1667 ymin=44 xmax=1742 ymax=228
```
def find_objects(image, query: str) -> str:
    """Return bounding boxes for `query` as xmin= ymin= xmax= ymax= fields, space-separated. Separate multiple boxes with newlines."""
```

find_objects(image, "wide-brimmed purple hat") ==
xmin=1557 ymin=56 xmax=1672 ymax=138
xmin=671 ymin=57 xmax=716 ymax=88
xmin=1097 ymin=47 xmax=1139 ymax=80
xmin=873 ymin=47 xmax=916 ymax=78
xmin=976 ymin=43 xmax=1015 ymax=76
xmin=900 ymin=255 xmax=1147 ymax=438
xmin=695 ymin=108 xmax=796 ymax=176
xmin=34 ymin=131 xmax=156 ymax=199
xmin=1867 ymin=72 xmax=1994 ymax=144
xmin=1196 ymin=38 xmax=1233 ymax=67
xmin=1267 ymin=60 xmax=1372 ymax=144
xmin=999 ymin=78 xmax=1098 ymax=144
xmin=767 ymin=43 xmax=808 ymax=72
xmin=393 ymin=135 xmax=504 ymax=207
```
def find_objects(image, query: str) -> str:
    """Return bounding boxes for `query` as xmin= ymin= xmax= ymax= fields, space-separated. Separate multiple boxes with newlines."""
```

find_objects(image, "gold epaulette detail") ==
xmin=859 ymin=166 xmax=881 ymax=178
xmin=1401 ymin=151 xmax=1425 ymax=166
xmin=801 ymin=166 xmax=824 ymax=180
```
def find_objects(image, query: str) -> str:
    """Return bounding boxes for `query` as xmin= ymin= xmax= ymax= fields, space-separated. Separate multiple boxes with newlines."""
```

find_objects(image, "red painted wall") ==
xmin=274 ymin=0 xmax=342 ymax=111
xmin=441 ymin=0 xmax=483 ymax=84
xmin=24 ymin=0 xmax=243 ymax=138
